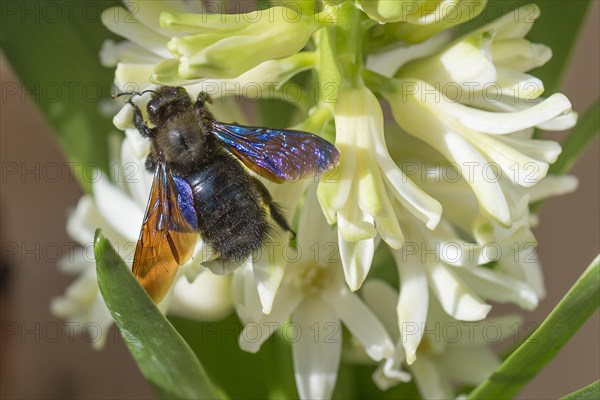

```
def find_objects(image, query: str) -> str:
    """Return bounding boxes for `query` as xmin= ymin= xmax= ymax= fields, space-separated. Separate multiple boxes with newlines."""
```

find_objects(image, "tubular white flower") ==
xmin=235 ymin=186 xmax=394 ymax=400
xmin=396 ymin=4 xmax=554 ymax=103
xmin=362 ymin=279 xmax=521 ymax=397
xmin=398 ymin=160 xmax=578 ymax=313
xmin=318 ymin=84 xmax=442 ymax=290
xmin=376 ymin=4 xmax=577 ymax=228
xmin=359 ymin=0 xmax=487 ymax=43
xmin=102 ymin=1 xmax=319 ymax=95
xmin=160 ymin=6 xmax=327 ymax=80
xmin=382 ymin=182 xmax=565 ymax=364
xmin=384 ymin=78 xmax=572 ymax=226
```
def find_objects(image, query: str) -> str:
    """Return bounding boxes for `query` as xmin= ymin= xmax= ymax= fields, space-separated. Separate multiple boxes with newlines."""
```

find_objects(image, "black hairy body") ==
xmin=131 ymin=86 xmax=289 ymax=263
xmin=187 ymin=152 xmax=270 ymax=261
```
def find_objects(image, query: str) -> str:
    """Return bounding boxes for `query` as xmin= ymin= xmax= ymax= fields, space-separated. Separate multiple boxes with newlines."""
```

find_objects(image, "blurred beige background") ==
xmin=1 ymin=3 xmax=598 ymax=399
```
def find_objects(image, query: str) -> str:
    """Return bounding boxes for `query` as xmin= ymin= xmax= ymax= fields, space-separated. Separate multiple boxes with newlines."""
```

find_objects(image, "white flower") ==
xmin=362 ymin=279 xmax=521 ymax=399
xmin=317 ymin=84 xmax=442 ymax=291
xmin=51 ymin=135 xmax=233 ymax=346
xmin=159 ymin=6 xmax=328 ymax=80
xmin=359 ymin=0 xmax=487 ymax=43
xmin=234 ymin=185 xmax=394 ymax=399
xmin=379 ymin=146 xmax=578 ymax=363
xmin=101 ymin=0 xmax=321 ymax=93
xmin=373 ymin=5 xmax=577 ymax=227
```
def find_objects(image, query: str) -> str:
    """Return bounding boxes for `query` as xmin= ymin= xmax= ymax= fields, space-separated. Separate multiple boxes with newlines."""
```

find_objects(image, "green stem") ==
xmin=362 ymin=69 xmax=394 ymax=96
xmin=335 ymin=1 xmax=365 ymax=87
xmin=315 ymin=27 xmax=342 ymax=111
xmin=298 ymin=105 xmax=334 ymax=134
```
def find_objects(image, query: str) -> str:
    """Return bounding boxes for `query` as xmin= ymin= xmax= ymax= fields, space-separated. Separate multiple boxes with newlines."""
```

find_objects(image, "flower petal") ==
xmin=442 ymin=132 xmax=511 ymax=225
xmin=449 ymin=93 xmax=573 ymax=134
xmin=101 ymin=7 xmax=172 ymax=58
xmin=252 ymin=259 xmax=286 ymax=315
xmin=168 ymin=271 xmax=233 ymax=320
xmin=100 ymin=40 xmax=162 ymax=67
xmin=123 ymin=0 xmax=194 ymax=37
xmin=373 ymin=338 xmax=412 ymax=390
xmin=338 ymin=234 xmax=375 ymax=291
xmin=398 ymin=31 xmax=497 ymax=88
xmin=115 ymin=63 xmax=157 ymax=88
xmin=361 ymin=279 xmax=400 ymax=338
xmin=394 ymin=256 xmax=429 ymax=364
xmin=323 ymin=287 xmax=394 ymax=361
xmin=455 ymin=267 xmax=539 ymax=310
xmin=379 ymin=159 xmax=442 ymax=231
xmin=525 ymin=175 xmax=578 ymax=203
xmin=492 ymin=39 xmax=551 ymax=72
xmin=411 ymin=356 xmax=454 ymax=400
xmin=292 ymin=298 xmax=341 ymax=400
xmin=366 ymin=31 xmax=451 ymax=77
xmin=119 ymin=137 xmax=154 ymax=208
xmin=238 ymin=284 xmax=303 ymax=353
xmin=425 ymin=263 xmax=491 ymax=321
xmin=92 ymin=174 xmax=144 ymax=243
xmin=493 ymin=135 xmax=562 ymax=164
xmin=297 ymin=183 xmax=337 ymax=252
xmin=440 ymin=346 xmax=500 ymax=386
xmin=231 ymin=263 xmax=263 ymax=324
xmin=337 ymin=196 xmax=377 ymax=242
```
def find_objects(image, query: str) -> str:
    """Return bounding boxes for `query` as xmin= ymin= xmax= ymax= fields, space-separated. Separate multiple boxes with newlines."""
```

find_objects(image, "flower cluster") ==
xmin=53 ymin=1 xmax=578 ymax=398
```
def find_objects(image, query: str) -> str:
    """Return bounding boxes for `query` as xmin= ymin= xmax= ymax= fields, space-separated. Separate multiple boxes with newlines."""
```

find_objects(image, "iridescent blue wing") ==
xmin=132 ymin=162 xmax=198 ymax=303
xmin=211 ymin=122 xmax=340 ymax=183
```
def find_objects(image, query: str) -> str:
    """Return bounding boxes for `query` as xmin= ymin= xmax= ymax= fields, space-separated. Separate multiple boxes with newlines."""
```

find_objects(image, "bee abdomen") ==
xmin=187 ymin=154 xmax=270 ymax=262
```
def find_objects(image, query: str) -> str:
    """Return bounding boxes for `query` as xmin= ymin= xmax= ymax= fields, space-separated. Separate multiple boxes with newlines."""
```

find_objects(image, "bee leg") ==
xmin=145 ymin=146 xmax=160 ymax=172
xmin=128 ymin=100 xmax=156 ymax=138
xmin=250 ymin=177 xmax=296 ymax=239
xmin=195 ymin=91 xmax=213 ymax=108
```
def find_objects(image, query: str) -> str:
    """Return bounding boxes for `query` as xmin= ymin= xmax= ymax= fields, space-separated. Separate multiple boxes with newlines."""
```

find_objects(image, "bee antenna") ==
xmin=112 ymin=89 xmax=157 ymax=100
xmin=139 ymin=89 xmax=157 ymax=96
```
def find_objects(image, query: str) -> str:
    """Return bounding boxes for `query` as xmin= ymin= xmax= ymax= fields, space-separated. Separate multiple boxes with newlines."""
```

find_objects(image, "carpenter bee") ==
xmin=119 ymin=86 xmax=339 ymax=303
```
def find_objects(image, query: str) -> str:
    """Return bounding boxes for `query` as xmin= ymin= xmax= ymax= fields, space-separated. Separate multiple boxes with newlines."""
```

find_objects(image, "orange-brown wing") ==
xmin=132 ymin=162 xmax=198 ymax=303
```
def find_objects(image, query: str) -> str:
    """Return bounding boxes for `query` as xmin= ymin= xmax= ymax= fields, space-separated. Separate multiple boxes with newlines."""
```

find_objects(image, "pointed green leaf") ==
xmin=468 ymin=255 xmax=600 ymax=399
xmin=561 ymin=379 xmax=600 ymax=400
xmin=94 ymin=230 xmax=223 ymax=400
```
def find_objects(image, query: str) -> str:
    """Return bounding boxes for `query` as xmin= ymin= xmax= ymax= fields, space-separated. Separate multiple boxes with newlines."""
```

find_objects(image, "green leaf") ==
xmin=468 ymin=255 xmax=600 ymax=399
xmin=169 ymin=314 xmax=298 ymax=399
xmin=561 ymin=380 xmax=600 ymax=400
xmin=94 ymin=230 xmax=223 ymax=400
xmin=550 ymin=98 xmax=600 ymax=175
xmin=1 ymin=0 xmax=118 ymax=193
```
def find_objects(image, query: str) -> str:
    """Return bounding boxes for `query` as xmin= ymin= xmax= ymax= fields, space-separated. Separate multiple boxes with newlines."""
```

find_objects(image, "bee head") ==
xmin=147 ymin=86 xmax=192 ymax=125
